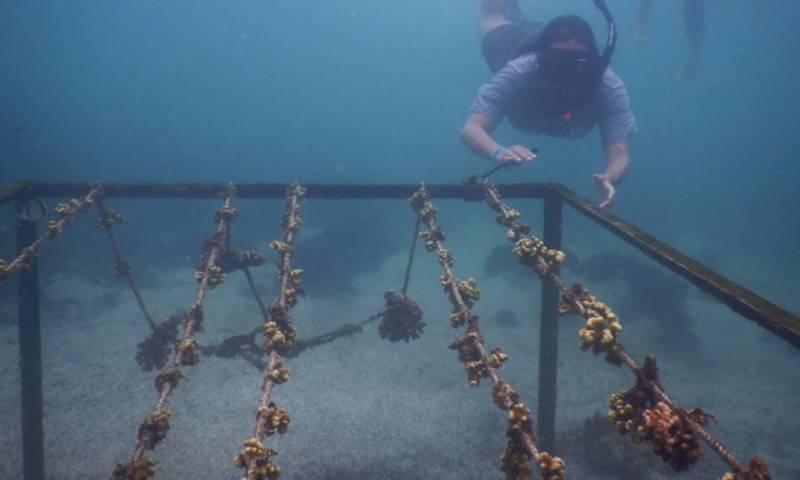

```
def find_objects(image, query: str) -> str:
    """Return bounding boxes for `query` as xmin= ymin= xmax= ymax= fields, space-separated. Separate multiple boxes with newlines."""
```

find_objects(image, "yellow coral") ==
xmin=270 ymin=240 xmax=288 ymax=252
xmin=54 ymin=203 xmax=71 ymax=215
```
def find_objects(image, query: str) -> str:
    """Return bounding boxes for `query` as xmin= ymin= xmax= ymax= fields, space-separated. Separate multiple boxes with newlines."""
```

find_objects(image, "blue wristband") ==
xmin=491 ymin=146 xmax=507 ymax=163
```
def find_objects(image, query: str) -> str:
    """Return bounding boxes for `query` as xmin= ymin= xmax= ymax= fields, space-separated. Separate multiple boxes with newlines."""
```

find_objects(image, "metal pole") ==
xmin=537 ymin=191 xmax=562 ymax=451
xmin=16 ymin=200 xmax=45 ymax=480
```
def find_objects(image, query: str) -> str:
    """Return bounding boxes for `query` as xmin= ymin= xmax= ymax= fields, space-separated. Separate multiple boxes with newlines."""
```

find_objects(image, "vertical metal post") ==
xmin=16 ymin=201 xmax=45 ymax=480
xmin=537 ymin=191 xmax=562 ymax=451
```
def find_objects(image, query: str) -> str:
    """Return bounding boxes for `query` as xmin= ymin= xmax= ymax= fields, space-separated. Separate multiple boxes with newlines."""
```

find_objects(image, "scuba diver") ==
xmin=635 ymin=0 xmax=706 ymax=81
xmin=461 ymin=0 xmax=637 ymax=209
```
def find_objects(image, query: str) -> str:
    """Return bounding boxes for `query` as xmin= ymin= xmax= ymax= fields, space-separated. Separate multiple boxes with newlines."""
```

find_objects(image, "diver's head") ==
xmin=530 ymin=4 xmax=616 ymax=119
xmin=536 ymin=15 xmax=600 ymax=83
xmin=538 ymin=15 xmax=598 ymax=55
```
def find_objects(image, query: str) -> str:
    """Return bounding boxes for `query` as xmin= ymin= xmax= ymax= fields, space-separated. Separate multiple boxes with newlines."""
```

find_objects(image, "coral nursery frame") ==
xmin=1 ymin=181 xmax=798 ymax=480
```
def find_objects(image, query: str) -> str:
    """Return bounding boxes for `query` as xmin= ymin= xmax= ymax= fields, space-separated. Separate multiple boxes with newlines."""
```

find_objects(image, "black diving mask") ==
xmin=538 ymin=48 xmax=598 ymax=84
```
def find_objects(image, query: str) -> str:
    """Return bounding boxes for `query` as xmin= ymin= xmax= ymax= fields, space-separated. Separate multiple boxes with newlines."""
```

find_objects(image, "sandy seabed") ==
xmin=1 ymin=202 xmax=799 ymax=480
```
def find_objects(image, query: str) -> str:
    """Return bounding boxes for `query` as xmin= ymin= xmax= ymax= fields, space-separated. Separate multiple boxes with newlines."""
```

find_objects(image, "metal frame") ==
xmin=3 ymin=181 xmax=798 ymax=479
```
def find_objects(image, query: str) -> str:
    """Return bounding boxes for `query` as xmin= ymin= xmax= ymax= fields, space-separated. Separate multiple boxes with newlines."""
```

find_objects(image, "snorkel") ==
xmin=593 ymin=0 xmax=617 ymax=84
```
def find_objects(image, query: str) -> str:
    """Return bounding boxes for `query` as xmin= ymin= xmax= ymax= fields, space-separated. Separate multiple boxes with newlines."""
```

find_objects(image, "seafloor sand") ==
xmin=1 ymin=200 xmax=798 ymax=480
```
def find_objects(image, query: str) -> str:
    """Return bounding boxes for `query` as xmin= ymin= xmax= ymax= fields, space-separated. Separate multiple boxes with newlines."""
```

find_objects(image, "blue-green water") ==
xmin=1 ymin=1 xmax=798 ymax=303
xmin=0 ymin=1 xmax=798 ymax=479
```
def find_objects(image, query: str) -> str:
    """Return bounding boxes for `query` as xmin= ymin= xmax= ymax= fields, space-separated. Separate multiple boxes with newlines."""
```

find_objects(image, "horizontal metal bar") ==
xmin=11 ymin=181 xmax=550 ymax=201
xmin=549 ymin=183 xmax=800 ymax=350
xmin=5 ymin=180 xmax=797 ymax=348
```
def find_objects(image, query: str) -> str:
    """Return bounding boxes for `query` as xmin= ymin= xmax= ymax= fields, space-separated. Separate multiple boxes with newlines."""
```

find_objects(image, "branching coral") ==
xmin=608 ymin=384 xmax=652 ymax=435
xmin=501 ymin=402 xmax=536 ymax=480
xmin=536 ymin=451 xmax=566 ymax=480
xmin=175 ymin=339 xmax=200 ymax=367
xmin=154 ymin=365 xmax=185 ymax=395
xmin=135 ymin=314 xmax=181 ymax=372
xmin=137 ymin=408 xmax=172 ymax=451
xmin=107 ymin=457 xmax=155 ymax=480
xmin=558 ymin=284 xmax=623 ymax=365
xmin=481 ymin=180 xmax=565 ymax=280
xmin=419 ymin=224 xmax=446 ymax=252
xmin=636 ymin=402 xmax=702 ymax=471
xmin=378 ymin=290 xmax=425 ymax=342
xmin=233 ymin=438 xmax=280 ymax=480
xmin=266 ymin=360 xmax=291 ymax=384
xmin=96 ymin=207 xmax=124 ymax=230
xmin=257 ymin=402 xmax=291 ymax=436
xmin=607 ymin=360 xmax=705 ymax=472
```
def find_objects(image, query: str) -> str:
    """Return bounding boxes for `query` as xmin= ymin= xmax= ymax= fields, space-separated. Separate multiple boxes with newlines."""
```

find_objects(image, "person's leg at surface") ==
xmin=678 ymin=0 xmax=705 ymax=80
xmin=479 ymin=0 xmax=521 ymax=72
xmin=634 ymin=0 xmax=655 ymax=43
xmin=479 ymin=1 xmax=541 ymax=73
xmin=479 ymin=0 xmax=519 ymax=39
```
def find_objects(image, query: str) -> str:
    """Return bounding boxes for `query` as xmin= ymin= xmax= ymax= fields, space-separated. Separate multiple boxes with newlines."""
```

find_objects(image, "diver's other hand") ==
xmin=593 ymin=173 xmax=616 ymax=210
xmin=494 ymin=145 xmax=537 ymax=165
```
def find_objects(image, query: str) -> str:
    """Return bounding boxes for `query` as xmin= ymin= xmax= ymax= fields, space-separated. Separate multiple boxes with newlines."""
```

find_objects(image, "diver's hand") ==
xmin=593 ymin=173 xmax=616 ymax=210
xmin=495 ymin=145 xmax=537 ymax=165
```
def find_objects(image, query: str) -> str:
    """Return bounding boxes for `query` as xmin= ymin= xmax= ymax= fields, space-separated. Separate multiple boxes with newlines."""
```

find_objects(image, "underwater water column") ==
xmin=16 ymin=205 xmax=44 ymax=480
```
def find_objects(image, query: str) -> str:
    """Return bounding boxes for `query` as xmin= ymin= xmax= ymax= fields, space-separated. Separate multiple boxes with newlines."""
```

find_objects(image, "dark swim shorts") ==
xmin=481 ymin=22 xmax=543 ymax=73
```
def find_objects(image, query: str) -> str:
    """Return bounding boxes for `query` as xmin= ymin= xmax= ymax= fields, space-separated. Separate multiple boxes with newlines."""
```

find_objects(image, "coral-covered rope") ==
xmin=236 ymin=183 xmax=306 ymax=480
xmin=95 ymin=195 xmax=157 ymax=331
xmin=410 ymin=184 xmax=566 ymax=480
xmin=0 ymin=188 xmax=99 ymax=284
xmin=477 ymin=178 xmax=765 ymax=479
xmin=107 ymin=184 xmax=238 ymax=480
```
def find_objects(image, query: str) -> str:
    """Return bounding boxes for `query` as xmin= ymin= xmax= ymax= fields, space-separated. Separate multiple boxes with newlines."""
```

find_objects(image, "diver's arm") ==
xmin=593 ymin=142 xmax=630 ymax=209
xmin=461 ymin=113 xmax=501 ymax=158
xmin=460 ymin=113 xmax=536 ymax=164
xmin=603 ymin=142 xmax=630 ymax=183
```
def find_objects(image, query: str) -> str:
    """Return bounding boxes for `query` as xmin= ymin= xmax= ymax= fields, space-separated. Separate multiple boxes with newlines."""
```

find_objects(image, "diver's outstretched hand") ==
xmin=593 ymin=173 xmax=616 ymax=210
xmin=496 ymin=144 xmax=537 ymax=165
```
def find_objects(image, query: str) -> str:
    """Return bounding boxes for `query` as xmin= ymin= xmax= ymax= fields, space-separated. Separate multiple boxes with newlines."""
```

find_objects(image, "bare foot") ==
xmin=675 ymin=61 xmax=699 ymax=83
xmin=634 ymin=20 xmax=651 ymax=44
